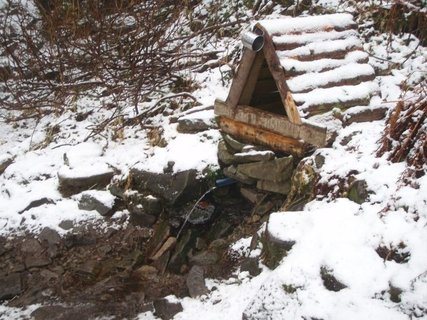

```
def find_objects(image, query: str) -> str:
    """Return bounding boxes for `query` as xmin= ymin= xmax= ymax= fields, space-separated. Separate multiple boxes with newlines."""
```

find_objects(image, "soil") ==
xmin=0 ymin=187 xmax=274 ymax=319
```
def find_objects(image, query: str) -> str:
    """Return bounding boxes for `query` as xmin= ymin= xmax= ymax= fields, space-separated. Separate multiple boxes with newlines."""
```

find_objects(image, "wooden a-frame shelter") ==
xmin=215 ymin=13 xmax=379 ymax=156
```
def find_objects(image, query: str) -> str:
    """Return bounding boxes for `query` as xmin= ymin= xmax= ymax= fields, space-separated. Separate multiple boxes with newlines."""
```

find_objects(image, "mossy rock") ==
xmin=281 ymin=158 xmax=318 ymax=211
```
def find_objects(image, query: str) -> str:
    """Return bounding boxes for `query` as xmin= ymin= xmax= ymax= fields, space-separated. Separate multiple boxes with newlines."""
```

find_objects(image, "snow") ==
xmin=277 ymin=36 xmax=362 ymax=58
xmin=1 ymin=1 xmax=426 ymax=319
xmin=281 ymin=50 xmax=368 ymax=73
xmin=259 ymin=13 xmax=355 ymax=35
xmin=287 ymin=62 xmax=374 ymax=93
xmin=273 ymin=29 xmax=358 ymax=46
xmin=293 ymin=81 xmax=379 ymax=109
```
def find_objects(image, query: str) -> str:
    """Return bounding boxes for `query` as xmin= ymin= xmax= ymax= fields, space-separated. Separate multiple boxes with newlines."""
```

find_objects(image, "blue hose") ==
xmin=215 ymin=177 xmax=238 ymax=188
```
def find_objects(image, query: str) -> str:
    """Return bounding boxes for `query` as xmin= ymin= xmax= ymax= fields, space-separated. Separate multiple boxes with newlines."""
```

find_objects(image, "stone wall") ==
xmin=218 ymin=134 xmax=296 ymax=200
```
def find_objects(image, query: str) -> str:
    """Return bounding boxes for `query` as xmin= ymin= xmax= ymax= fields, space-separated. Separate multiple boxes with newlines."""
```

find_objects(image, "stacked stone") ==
xmin=218 ymin=134 xmax=295 ymax=196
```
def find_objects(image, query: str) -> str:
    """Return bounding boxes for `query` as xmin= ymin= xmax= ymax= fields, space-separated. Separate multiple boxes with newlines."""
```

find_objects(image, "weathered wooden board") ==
xmin=215 ymin=99 xmax=327 ymax=147
xmin=217 ymin=116 xmax=306 ymax=156
xmin=256 ymin=23 xmax=302 ymax=125
xmin=239 ymin=52 xmax=265 ymax=105
xmin=226 ymin=49 xmax=257 ymax=108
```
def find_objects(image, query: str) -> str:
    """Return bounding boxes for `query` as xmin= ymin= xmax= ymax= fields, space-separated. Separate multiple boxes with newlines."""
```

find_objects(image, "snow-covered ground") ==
xmin=1 ymin=0 xmax=426 ymax=319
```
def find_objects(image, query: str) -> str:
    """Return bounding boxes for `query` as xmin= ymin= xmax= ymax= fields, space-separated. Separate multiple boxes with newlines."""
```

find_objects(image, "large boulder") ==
xmin=129 ymin=168 xmax=203 ymax=206
xmin=58 ymin=164 xmax=115 ymax=196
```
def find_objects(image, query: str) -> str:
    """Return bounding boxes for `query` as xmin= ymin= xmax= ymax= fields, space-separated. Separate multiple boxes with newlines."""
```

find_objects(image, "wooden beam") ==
xmin=215 ymin=99 xmax=327 ymax=147
xmin=217 ymin=116 xmax=306 ymax=157
xmin=225 ymin=49 xmax=257 ymax=108
xmin=256 ymin=23 xmax=302 ymax=125
xmin=239 ymin=52 xmax=265 ymax=105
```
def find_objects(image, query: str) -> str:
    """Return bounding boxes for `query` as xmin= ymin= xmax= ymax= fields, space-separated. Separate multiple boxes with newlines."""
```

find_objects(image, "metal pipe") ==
xmin=241 ymin=31 xmax=264 ymax=52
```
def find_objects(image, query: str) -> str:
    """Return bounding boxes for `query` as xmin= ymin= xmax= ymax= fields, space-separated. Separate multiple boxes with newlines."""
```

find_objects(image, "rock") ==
xmin=389 ymin=284 xmax=403 ymax=303
xmin=24 ymin=254 xmax=51 ymax=268
xmin=217 ymin=140 xmax=236 ymax=165
xmin=237 ymin=156 xmax=294 ymax=182
xmin=0 ymin=154 xmax=14 ymax=175
xmin=222 ymin=134 xmax=245 ymax=152
xmin=223 ymin=166 xmax=256 ymax=185
xmin=31 ymin=304 xmax=100 ymax=320
xmin=58 ymin=220 xmax=74 ymax=230
xmin=21 ymin=239 xmax=43 ymax=254
xmin=281 ymin=159 xmax=317 ymax=211
xmin=262 ymin=230 xmax=295 ymax=270
xmin=240 ymin=257 xmax=261 ymax=277
xmin=233 ymin=150 xmax=275 ymax=163
xmin=253 ymin=200 xmax=275 ymax=217
xmin=78 ymin=190 xmax=115 ymax=216
xmin=134 ymin=265 xmax=158 ymax=281
xmin=18 ymin=198 xmax=55 ymax=214
xmin=240 ymin=187 xmax=266 ymax=204
xmin=130 ymin=168 xmax=203 ymax=206
xmin=142 ymin=195 xmax=162 ymax=215
xmin=64 ymin=232 xmax=96 ymax=248
xmin=58 ymin=167 xmax=115 ymax=196
xmin=256 ymin=180 xmax=291 ymax=195
xmin=176 ymin=118 xmax=216 ymax=133
xmin=77 ymin=259 xmax=101 ymax=277
xmin=208 ymin=239 xmax=228 ymax=250
xmin=163 ymin=161 xmax=175 ymax=174
xmin=314 ymin=153 xmax=325 ymax=169
xmin=39 ymin=227 xmax=61 ymax=246
xmin=347 ymin=179 xmax=369 ymax=204
xmin=189 ymin=250 xmax=219 ymax=266
xmin=195 ymin=237 xmax=207 ymax=251
xmin=187 ymin=201 xmax=215 ymax=225
xmin=205 ymin=218 xmax=233 ymax=243
xmin=129 ymin=212 xmax=157 ymax=227
xmin=0 ymin=273 xmax=22 ymax=300
xmin=186 ymin=265 xmax=208 ymax=298
xmin=39 ymin=227 xmax=61 ymax=258
xmin=320 ymin=267 xmax=347 ymax=292
xmin=153 ymin=298 xmax=183 ymax=320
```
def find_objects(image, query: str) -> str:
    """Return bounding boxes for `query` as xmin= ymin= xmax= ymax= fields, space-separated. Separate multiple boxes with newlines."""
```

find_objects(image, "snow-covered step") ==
xmin=259 ymin=13 xmax=357 ymax=35
xmin=276 ymin=36 xmax=363 ymax=61
xmin=273 ymin=29 xmax=359 ymax=50
xmin=286 ymin=63 xmax=375 ymax=93
xmin=280 ymin=50 xmax=369 ymax=76
xmin=293 ymin=81 xmax=380 ymax=114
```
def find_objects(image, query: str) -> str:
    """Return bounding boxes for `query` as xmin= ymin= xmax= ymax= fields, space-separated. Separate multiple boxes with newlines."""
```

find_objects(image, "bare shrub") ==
xmin=0 ymin=0 xmax=247 ymax=126
xmin=377 ymin=81 xmax=427 ymax=178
